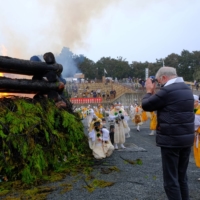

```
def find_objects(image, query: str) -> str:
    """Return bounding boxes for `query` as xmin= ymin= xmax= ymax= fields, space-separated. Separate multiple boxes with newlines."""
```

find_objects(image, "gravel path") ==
xmin=47 ymin=120 xmax=200 ymax=200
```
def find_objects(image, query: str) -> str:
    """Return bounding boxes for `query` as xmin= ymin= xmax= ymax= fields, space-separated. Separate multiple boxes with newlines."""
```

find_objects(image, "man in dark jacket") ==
xmin=142 ymin=66 xmax=194 ymax=200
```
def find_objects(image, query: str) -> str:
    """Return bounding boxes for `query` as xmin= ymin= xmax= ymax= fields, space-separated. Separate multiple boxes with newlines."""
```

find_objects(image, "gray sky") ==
xmin=0 ymin=0 xmax=199 ymax=63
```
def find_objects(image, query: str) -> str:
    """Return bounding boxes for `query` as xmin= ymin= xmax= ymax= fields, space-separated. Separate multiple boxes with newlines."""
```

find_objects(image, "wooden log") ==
xmin=0 ymin=56 xmax=63 ymax=76
xmin=0 ymin=77 xmax=64 ymax=94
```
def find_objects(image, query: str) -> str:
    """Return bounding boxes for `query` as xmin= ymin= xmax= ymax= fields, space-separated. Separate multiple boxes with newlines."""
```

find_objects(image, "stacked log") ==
xmin=0 ymin=54 xmax=73 ymax=112
xmin=0 ymin=56 xmax=63 ymax=75
xmin=0 ymin=77 xmax=64 ymax=93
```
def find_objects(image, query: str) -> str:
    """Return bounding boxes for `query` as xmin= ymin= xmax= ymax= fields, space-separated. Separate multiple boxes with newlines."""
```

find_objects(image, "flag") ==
xmin=104 ymin=69 xmax=107 ymax=74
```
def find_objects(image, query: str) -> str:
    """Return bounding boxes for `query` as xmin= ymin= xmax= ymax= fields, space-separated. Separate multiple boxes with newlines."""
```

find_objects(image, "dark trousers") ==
xmin=161 ymin=147 xmax=191 ymax=200
xmin=109 ymin=132 xmax=114 ymax=145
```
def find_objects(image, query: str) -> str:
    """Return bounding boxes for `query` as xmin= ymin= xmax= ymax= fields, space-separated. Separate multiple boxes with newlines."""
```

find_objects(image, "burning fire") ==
xmin=0 ymin=72 xmax=7 ymax=97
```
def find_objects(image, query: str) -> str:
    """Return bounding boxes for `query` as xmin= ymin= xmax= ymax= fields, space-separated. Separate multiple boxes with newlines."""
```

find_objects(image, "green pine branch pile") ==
xmin=0 ymin=97 xmax=93 ymax=184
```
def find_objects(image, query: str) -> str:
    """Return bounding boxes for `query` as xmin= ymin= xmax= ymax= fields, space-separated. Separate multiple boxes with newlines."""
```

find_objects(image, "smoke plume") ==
xmin=0 ymin=0 xmax=120 ymax=59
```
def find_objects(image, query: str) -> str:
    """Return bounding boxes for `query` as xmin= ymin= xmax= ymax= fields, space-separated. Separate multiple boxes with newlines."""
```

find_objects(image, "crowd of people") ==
xmin=74 ymin=66 xmax=200 ymax=200
xmin=74 ymin=102 xmax=157 ymax=156
xmin=65 ymin=77 xmax=149 ymax=99
xmin=69 ymin=84 xmax=117 ymax=100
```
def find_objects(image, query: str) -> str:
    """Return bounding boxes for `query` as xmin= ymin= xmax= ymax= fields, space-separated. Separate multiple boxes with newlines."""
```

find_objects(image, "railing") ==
xmin=70 ymin=82 xmax=137 ymax=104
xmin=70 ymin=97 xmax=102 ymax=104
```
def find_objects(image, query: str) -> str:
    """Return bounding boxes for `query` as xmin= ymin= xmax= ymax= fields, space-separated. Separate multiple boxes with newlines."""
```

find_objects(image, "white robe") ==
xmin=86 ymin=108 xmax=97 ymax=128
xmin=88 ymin=128 xmax=114 ymax=159
xmin=109 ymin=108 xmax=128 ymax=144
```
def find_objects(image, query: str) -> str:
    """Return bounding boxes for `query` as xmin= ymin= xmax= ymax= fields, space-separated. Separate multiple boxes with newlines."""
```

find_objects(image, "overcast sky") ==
xmin=0 ymin=0 xmax=199 ymax=63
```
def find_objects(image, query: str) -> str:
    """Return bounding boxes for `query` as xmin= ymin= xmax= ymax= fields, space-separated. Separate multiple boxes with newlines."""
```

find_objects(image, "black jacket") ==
xmin=142 ymin=82 xmax=194 ymax=148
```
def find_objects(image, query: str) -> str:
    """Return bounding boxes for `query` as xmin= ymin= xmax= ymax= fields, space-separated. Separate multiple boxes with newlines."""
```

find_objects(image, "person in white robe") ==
xmin=109 ymin=102 xmax=128 ymax=149
xmin=121 ymin=106 xmax=131 ymax=138
xmin=86 ymin=105 xmax=97 ymax=130
xmin=88 ymin=119 xmax=114 ymax=159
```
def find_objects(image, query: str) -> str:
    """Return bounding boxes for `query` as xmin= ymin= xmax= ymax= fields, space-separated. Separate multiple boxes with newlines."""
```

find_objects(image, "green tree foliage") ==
xmin=191 ymin=51 xmax=200 ymax=81
xmin=0 ymin=97 xmax=92 ymax=184
xmin=164 ymin=53 xmax=180 ymax=69
xmin=130 ymin=61 xmax=148 ymax=79
xmin=96 ymin=57 xmax=131 ymax=79
xmin=78 ymin=57 xmax=96 ymax=79
xmin=178 ymin=50 xmax=194 ymax=81
xmin=65 ymin=47 xmax=200 ymax=81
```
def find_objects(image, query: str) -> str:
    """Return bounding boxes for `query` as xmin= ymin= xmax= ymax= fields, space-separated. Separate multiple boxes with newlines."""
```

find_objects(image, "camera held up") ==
xmin=149 ymin=76 xmax=157 ymax=83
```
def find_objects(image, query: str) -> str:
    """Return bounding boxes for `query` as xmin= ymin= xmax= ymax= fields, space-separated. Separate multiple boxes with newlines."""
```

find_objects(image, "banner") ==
xmin=70 ymin=97 xmax=102 ymax=104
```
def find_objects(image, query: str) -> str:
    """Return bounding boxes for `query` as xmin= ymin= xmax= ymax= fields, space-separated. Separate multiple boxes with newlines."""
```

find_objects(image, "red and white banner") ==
xmin=70 ymin=97 xmax=102 ymax=104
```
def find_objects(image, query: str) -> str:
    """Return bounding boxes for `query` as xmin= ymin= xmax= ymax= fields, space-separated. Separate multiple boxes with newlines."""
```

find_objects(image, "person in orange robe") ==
xmin=193 ymin=95 xmax=200 ymax=180
xmin=149 ymin=111 xmax=157 ymax=136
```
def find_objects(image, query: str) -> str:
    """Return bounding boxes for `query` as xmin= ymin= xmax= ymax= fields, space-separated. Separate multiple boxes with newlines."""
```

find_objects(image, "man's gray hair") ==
xmin=155 ymin=66 xmax=177 ymax=79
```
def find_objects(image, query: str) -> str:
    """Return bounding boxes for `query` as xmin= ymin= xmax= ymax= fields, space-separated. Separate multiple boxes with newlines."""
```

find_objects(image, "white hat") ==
xmin=193 ymin=95 xmax=199 ymax=101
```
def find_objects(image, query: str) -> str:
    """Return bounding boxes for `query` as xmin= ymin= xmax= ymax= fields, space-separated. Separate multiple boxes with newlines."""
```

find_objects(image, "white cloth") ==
xmin=114 ymin=121 xmax=126 ymax=144
xmin=109 ymin=108 xmax=128 ymax=144
xmin=86 ymin=108 xmax=97 ymax=127
xmin=194 ymin=95 xmax=199 ymax=101
xmin=102 ymin=128 xmax=110 ymax=141
xmin=108 ymin=114 xmax=119 ymax=121
xmin=194 ymin=113 xmax=200 ymax=131
xmin=164 ymin=77 xmax=184 ymax=87
xmin=88 ymin=129 xmax=96 ymax=142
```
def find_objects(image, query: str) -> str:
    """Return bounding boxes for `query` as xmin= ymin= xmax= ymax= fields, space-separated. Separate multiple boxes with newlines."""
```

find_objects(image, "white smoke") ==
xmin=0 ymin=0 xmax=120 ymax=59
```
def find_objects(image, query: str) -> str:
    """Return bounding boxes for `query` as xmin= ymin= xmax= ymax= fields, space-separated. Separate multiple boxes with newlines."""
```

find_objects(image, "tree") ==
xmin=178 ymin=50 xmax=194 ymax=81
xmin=96 ymin=57 xmax=131 ymax=79
xmin=78 ymin=57 xmax=96 ymax=79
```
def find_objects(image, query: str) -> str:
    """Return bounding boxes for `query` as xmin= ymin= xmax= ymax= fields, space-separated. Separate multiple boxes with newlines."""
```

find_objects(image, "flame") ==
xmin=0 ymin=45 xmax=34 ymax=98
xmin=0 ymin=73 xmax=7 ymax=97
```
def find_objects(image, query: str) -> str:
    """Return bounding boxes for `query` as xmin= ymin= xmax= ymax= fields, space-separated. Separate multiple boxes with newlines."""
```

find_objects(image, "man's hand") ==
xmin=145 ymin=78 xmax=156 ymax=94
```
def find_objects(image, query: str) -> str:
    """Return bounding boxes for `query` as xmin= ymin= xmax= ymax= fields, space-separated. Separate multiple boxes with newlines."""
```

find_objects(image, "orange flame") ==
xmin=0 ymin=73 xmax=7 ymax=97
xmin=0 ymin=45 xmax=33 ymax=98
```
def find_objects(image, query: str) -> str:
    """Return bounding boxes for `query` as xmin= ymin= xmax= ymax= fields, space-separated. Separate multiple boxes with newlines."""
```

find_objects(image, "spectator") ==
xmin=93 ymin=90 xmax=97 ymax=98
xmin=84 ymin=87 xmax=89 ymax=97
xmin=113 ymin=89 xmax=116 ymax=98
xmin=142 ymin=66 xmax=194 ymax=200
xmin=139 ymin=79 xmax=145 ymax=89
xmin=106 ymin=90 xmax=110 ymax=101
xmin=90 ymin=90 xmax=93 ymax=97
xmin=72 ymin=84 xmax=78 ymax=94
xmin=196 ymin=82 xmax=199 ymax=91
xmin=105 ymin=78 xmax=109 ymax=85
xmin=97 ymin=88 xmax=101 ymax=97
xmin=110 ymin=90 xmax=113 ymax=99
xmin=82 ymin=92 xmax=86 ymax=98
xmin=102 ymin=91 xmax=106 ymax=100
